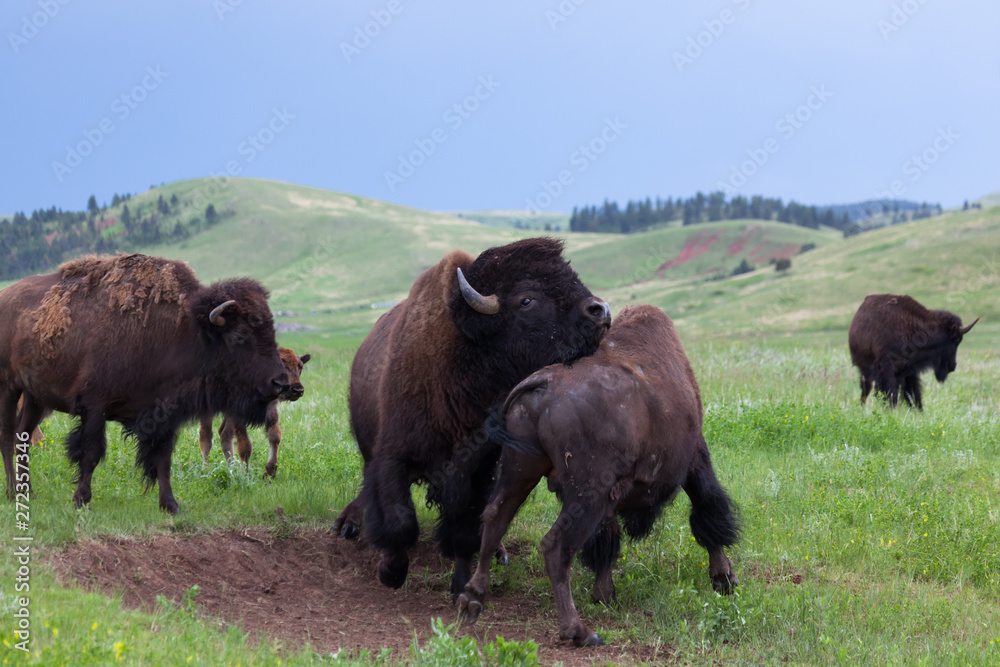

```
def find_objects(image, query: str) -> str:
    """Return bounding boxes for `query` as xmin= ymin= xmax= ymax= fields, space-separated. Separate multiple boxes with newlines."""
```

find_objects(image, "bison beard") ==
xmin=457 ymin=305 xmax=740 ymax=647
xmin=0 ymin=254 xmax=290 ymax=512
xmin=848 ymin=294 xmax=977 ymax=409
xmin=335 ymin=238 xmax=610 ymax=599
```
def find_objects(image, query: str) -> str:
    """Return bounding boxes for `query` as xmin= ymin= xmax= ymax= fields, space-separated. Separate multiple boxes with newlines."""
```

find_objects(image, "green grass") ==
xmin=3 ymin=180 xmax=1000 ymax=664
xmin=3 ymin=337 xmax=999 ymax=665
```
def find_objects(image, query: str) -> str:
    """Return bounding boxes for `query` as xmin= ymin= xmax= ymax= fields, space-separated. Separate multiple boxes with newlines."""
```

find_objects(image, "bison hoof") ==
xmin=712 ymin=572 xmax=739 ymax=595
xmin=377 ymin=553 xmax=409 ymax=589
xmin=334 ymin=519 xmax=360 ymax=540
xmin=161 ymin=499 xmax=180 ymax=515
xmin=494 ymin=546 xmax=509 ymax=566
xmin=569 ymin=630 xmax=604 ymax=648
xmin=456 ymin=593 xmax=483 ymax=623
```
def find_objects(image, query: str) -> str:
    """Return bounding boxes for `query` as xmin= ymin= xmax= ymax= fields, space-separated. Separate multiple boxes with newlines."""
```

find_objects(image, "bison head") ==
xmin=278 ymin=348 xmax=311 ymax=402
xmin=933 ymin=314 xmax=979 ymax=382
xmin=448 ymin=238 xmax=610 ymax=381
xmin=194 ymin=278 xmax=290 ymax=424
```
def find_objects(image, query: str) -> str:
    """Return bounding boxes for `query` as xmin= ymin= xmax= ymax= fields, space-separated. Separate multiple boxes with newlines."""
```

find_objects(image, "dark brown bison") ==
xmin=0 ymin=254 xmax=290 ymax=512
xmin=848 ymin=294 xmax=978 ymax=409
xmin=458 ymin=305 xmax=740 ymax=647
xmin=198 ymin=347 xmax=310 ymax=477
xmin=333 ymin=237 xmax=611 ymax=599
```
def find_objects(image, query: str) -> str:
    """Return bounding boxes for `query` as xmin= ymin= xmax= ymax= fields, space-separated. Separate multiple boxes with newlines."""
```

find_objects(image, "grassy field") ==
xmin=2 ymin=181 xmax=999 ymax=664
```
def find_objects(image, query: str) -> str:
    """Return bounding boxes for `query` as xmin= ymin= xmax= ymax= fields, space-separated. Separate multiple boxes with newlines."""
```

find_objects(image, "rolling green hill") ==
xmin=3 ymin=177 xmax=996 ymax=350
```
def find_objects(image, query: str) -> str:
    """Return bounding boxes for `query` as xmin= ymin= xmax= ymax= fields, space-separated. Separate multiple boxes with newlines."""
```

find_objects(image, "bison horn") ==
xmin=457 ymin=268 xmax=500 ymax=315
xmin=209 ymin=300 xmax=237 ymax=326
xmin=960 ymin=317 xmax=979 ymax=335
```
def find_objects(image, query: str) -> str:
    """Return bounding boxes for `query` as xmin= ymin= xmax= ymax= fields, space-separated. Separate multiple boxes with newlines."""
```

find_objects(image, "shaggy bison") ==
xmin=198 ymin=347 xmax=311 ymax=477
xmin=848 ymin=294 xmax=978 ymax=409
xmin=0 ymin=254 xmax=290 ymax=512
xmin=333 ymin=238 xmax=611 ymax=598
xmin=458 ymin=305 xmax=740 ymax=647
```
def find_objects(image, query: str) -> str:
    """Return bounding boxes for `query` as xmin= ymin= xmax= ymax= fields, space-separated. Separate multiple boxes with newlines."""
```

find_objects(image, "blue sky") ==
xmin=2 ymin=0 xmax=997 ymax=215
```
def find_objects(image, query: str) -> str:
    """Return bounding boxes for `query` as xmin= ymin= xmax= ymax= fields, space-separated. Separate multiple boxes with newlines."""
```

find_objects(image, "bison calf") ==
xmin=199 ymin=348 xmax=310 ymax=477
xmin=458 ymin=305 xmax=739 ymax=647
xmin=848 ymin=294 xmax=978 ymax=409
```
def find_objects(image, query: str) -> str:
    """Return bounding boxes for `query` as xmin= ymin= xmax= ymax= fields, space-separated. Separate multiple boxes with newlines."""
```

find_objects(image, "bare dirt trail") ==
xmin=50 ymin=528 xmax=670 ymax=666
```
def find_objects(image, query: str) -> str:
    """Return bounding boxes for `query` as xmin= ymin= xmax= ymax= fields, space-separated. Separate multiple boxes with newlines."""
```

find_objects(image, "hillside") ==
xmin=600 ymin=208 xmax=999 ymax=349
xmin=442 ymin=209 xmax=571 ymax=231
xmin=3 ymin=178 xmax=996 ymax=351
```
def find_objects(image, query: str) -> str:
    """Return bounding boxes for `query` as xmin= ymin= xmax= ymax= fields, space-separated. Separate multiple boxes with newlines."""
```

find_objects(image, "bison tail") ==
xmin=579 ymin=515 xmax=622 ymax=575
xmin=685 ymin=447 xmax=741 ymax=551
xmin=484 ymin=413 xmax=545 ymax=458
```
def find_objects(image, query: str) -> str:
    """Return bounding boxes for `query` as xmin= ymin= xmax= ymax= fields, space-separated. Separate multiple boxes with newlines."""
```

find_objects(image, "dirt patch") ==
xmin=657 ymin=231 xmax=721 ymax=274
xmin=49 ymin=528 xmax=669 ymax=665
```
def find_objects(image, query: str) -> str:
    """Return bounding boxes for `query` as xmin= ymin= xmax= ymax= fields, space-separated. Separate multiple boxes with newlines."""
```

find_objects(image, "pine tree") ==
xmin=87 ymin=195 xmax=98 ymax=215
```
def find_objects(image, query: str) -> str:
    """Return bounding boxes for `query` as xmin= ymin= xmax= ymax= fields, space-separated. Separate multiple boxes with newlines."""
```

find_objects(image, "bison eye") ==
xmin=520 ymin=297 xmax=534 ymax=307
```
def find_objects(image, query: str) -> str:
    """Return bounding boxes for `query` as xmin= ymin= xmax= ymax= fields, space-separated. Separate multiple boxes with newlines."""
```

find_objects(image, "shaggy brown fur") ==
xmin=848 ymin=294 xmax=977 ymax=408
xmin=335 ymin=238 xmax=611 ymax=600
xmin=1 ymin=253 xmax=289 ymax=512
xmin=458 ymin=305 xmax=739 ymax=647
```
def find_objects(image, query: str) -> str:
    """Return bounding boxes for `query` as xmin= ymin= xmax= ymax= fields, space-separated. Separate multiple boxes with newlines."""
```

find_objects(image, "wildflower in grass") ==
xmin=92 ymin=622 xmax=98 ymax=630
xmin=114 ymin=642 xmax=125 ymax=659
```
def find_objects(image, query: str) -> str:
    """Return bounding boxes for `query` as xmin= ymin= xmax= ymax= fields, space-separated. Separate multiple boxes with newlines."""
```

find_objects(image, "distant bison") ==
xmin=199 ymin=347 xmax=311 ymax=477
xmin=0 ymin=254 xmax=290 ymax=512
xmin=848 ymin=294 xmax=978 ymax=409
xmin=333 ymin=238 xmax=610 ymax=599
xmin=458 ymin=305 xmax=739 ymax=647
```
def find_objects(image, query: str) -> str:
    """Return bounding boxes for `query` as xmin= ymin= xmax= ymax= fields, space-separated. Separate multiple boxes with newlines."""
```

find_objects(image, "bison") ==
xmin=0 ymin=253 xmax=290 ymax=512
xmin=198 ymin=347 xmax=311 ymax=477
xmin=458 ymin=304 xmax=740 ymax=647
xmin=848 ymin=294 xmax=978 ymax=409
xmin=332 ymin=237 xmax=611 ymax=599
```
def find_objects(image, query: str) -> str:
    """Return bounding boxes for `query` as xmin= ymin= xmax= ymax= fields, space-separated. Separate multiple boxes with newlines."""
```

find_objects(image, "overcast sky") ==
xmin=2 ymin=0 xmax=997 ymax=215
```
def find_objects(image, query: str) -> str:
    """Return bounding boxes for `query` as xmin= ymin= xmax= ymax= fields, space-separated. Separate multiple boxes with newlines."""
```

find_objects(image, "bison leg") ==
xmin=233 ymin=422 xmax=253 ymax=467
xmin=218 ymin=416 xmax=237 ymax=464
xmin=542 ymin=501 xmax=608 ymax=647
xmin=873 ymin=361 xmax=899 ymax=408
xmin=683 ymin=443 xmax=740 ymax=594
xmin=198 ymin=415 xmax=214 ymax=462
xmin=67 ymin=409 xmax=108 ymax=509
xmin=263 ymin=401 xmax=280 ymax=478
xmin=458 ymin=454 xmax=545 ymax=622
xmin=1 ymin=390 xmax=19 ymax=498
xmin=364 ymin=458 xmax=419 ymax=588
xmin=859 ymin=375 xmax=873 ymax=406
xmin=902 ymin=375 xmax=923 ymax=411
xmin=334 ymin=485 xmax=366 ymax=539
xmin=580 ymin=514 xmax=622 ymax=605
xmin=137 ymin=431 xmax=180 ymax=514
xmin=436 ymin=451 xmax=503 ymax=601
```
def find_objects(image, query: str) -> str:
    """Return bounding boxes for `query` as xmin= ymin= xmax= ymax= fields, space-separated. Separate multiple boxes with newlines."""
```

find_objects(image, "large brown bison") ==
xmin=198 ymin=347 xmax=310 ymax=477
xmin=458 ymin=305 xmax=740 ymax=647
xmin=0 ymin=254 xmax=290 ymax=512
xmin=848 ymin=294 xmax=978 ymax=409
xmin=333 ymin=238 xmax=611 ymax=598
